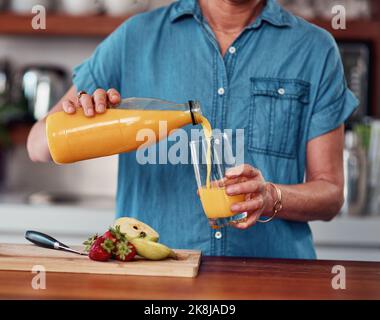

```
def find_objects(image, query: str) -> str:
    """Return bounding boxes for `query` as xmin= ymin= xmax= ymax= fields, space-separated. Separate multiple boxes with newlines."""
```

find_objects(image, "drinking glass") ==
xmin=190 ymin=132 xmax=248 ymax=228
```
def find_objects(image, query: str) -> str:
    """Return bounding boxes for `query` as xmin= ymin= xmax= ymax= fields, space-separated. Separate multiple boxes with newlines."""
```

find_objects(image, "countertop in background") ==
xmin=1 ymin=202 xmax=379 ymax=262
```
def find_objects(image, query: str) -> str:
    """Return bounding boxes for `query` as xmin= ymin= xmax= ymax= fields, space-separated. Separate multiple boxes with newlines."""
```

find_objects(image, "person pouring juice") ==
xmin=27 ymin=0 xmax=358 ymax=259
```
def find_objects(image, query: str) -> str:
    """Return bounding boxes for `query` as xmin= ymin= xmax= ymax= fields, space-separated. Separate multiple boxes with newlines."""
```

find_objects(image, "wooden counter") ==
xmin=1 ymin=256 xmax=379 ymax=300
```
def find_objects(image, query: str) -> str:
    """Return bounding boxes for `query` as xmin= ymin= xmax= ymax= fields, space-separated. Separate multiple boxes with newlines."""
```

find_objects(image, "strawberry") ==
xmin=84 ymin=226 xmax=134 ymax=262
xmin=106 ymin=226 xmax=136 ymax=261
xmin=113 ymin=241 xmax=136 ymax=262
xmin=88 ymin=236 xmax=114 ymax=262
xmin=103 ymin=230 xmax=117 ymax=244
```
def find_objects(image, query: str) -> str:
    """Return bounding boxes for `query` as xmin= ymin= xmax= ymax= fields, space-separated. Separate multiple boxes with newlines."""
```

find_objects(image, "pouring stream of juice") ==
xmin=196 ymin=115 xmax=212 ymax=189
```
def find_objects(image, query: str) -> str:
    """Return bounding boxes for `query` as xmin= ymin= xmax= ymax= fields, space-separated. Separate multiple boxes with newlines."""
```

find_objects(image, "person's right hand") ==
xmin=62 ymin=88 xmax=121 ymax=117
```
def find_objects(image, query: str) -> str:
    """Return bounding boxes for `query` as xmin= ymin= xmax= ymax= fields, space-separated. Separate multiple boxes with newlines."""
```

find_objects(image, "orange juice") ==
xmin=198 ymin=187 xmax=245 ymax=219
xmin=46 ymin=108 xmax=198 ymax=164
xmin=194 ymin=114 xmax=212 ymax=189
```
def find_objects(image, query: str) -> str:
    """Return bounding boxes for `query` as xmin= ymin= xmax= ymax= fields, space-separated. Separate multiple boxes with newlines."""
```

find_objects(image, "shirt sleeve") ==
xmin=308 ymin=43 xmax=359 ymax=141
xmin=72 ymin=22 xmax=127 ymax=95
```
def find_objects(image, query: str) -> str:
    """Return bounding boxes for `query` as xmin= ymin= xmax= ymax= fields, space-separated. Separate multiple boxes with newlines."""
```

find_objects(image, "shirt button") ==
xmin=229 ymin=46 xmax=236 ymax=54
xmin=218 ymin=87 xmax=225 ymax=96
xmin=278 ymin=88 xmax=285 ymax=95
xmin=215 ymin=231 xmax=222 ymax=239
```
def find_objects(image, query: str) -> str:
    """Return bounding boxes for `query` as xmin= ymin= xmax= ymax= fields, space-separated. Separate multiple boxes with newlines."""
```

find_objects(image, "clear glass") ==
xmin=190 ymin=132 xmax=247 ymax=228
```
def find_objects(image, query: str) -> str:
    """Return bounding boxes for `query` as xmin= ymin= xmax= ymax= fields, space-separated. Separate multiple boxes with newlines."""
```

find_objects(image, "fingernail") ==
xmin=226 ymin=169 xmax=237 ymax=177
xmin=231 ymin=204 xmax=240 ymax=211
xmin=226 ymin=186 xmax=236 ymax=195
xmin=68 ymin=106 xmax=75 ymax=113
xmin=112 ymin=95 xmax=119 ymax=101
xmin=96 ymin=104 xmax=105 ymax=113
xmin=86 ymin=109 xmax=94 ymax=116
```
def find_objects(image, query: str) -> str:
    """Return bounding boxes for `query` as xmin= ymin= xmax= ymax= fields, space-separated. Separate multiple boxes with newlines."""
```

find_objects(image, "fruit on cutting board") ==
xmin=84 ymin=218 xmax=175 ymax=262
xmin=113 ymin=217 xmax=159 ymax=242
xmin=84 ymin=226 xmax=136 ymax=262
xmin=130 ymin=238 xmax=177 ymax=261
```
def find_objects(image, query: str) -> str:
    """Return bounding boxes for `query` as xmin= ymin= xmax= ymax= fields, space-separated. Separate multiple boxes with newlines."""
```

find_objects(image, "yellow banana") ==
xmin=130 ymin=238 xmax=177 ymax=260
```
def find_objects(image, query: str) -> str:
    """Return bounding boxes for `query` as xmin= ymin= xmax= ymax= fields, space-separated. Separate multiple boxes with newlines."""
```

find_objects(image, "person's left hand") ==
xmin=225 ymin=164 xmax=274 ymax=230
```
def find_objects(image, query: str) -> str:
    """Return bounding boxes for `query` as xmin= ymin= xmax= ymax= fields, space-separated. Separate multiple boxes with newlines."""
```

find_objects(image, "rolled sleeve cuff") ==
xmin=308 ymin=88 xmax=359 ymax=141
xmin=72 ymin=60 xmax=99 ymax=95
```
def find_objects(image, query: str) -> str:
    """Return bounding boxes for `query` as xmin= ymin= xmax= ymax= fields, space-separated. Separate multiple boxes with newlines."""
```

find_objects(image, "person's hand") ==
xmin=62 ymin=88 xmax=121 ymax=117
xmin=225 ymin=164 xmax=275 ymax=230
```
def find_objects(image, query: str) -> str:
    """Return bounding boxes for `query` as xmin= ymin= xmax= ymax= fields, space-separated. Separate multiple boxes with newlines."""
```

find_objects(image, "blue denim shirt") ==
xmin=73 ymin=0 xmax=358 ymax=259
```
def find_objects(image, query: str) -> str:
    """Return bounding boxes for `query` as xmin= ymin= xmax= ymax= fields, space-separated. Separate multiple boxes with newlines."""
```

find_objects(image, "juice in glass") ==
xmin=198 ymin=187 xmax=245 ymax=219
xmin=190 ymin=133 xmax=248 ymax=228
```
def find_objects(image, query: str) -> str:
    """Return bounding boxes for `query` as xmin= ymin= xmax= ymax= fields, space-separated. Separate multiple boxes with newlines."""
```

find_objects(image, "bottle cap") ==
xmin=188 ymin=100 xmax=201 ymax=125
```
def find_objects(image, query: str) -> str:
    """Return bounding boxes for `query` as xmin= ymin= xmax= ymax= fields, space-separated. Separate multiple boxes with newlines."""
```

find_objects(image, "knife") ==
xmin=25 ymin=230 xmax=87 ymax=256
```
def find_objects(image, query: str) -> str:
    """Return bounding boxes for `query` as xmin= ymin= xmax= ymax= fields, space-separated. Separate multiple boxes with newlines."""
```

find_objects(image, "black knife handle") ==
xmin=25 ymin=230 xmax=68 ymax=250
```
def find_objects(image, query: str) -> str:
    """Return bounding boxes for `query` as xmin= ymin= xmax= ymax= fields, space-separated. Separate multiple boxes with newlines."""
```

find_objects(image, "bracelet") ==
xmin=258 ymin=183 xmax=282 ymax=223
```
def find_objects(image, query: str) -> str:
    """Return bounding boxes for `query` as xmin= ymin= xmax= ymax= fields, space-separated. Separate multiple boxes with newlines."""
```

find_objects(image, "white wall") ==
xmin=1 ymin=0 xmax=174 ymax=197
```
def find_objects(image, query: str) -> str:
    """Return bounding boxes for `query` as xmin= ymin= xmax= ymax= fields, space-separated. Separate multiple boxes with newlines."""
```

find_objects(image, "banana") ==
xmin=130 ymin=238 xmax=177 ymax=261
xmin=114 ymin=217 xmax=159 ymax=242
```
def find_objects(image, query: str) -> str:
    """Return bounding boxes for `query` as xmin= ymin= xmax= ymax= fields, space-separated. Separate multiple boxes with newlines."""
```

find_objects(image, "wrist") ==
xmin=264 ymin=182 xmax=277 ymax=215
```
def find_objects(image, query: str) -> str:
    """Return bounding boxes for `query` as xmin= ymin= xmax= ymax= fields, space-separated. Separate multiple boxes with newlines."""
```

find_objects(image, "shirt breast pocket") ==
xmin=248 ymin=78 xmax=310 ymax=159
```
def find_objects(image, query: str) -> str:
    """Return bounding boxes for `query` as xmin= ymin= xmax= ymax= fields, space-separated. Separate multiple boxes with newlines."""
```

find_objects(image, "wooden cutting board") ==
xmin=0 ymin=244 xmax=201 ymax=278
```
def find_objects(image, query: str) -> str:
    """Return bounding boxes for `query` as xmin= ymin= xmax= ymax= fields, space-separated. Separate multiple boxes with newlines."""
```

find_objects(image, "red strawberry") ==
xmin=103 ymin=230 xmax=117 ymax=244
xmin=103 ymin=226 xmax=126 ymax=243
xmin=88 ymin=236 xmax=114 ymax=262
xmin=84 ymin=226 xmax=133 ymax=262
xmin=113 ymin=241 xmax=136 ymax=262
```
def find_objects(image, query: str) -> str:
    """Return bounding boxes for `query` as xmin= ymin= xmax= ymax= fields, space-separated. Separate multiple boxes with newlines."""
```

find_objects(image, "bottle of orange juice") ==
xmin=46 ymin=98 xmax=203 ymax=164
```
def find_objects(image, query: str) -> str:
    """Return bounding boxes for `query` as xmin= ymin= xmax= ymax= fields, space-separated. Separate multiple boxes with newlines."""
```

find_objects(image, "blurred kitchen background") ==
xmin=0 ymin=0 xmax=379 ymax=261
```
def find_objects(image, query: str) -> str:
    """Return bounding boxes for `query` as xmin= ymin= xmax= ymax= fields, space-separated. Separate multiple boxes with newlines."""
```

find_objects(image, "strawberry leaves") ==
xmin=101 ymin=238 xmax=115 ymax=254
xmin=83 ymin=234 xmax=99 ymax=252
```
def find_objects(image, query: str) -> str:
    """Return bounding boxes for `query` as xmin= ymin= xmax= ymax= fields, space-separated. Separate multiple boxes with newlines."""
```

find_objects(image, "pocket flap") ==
xmin=251 ymin=78 xmax=310 ymax=104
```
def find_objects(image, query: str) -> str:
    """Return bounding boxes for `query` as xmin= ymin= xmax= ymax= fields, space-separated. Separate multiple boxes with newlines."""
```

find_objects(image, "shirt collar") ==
xmin=169 ymin=0 xmax=199 ymax=22
xmin=169 ymin=0 xmax=293 ymax=28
